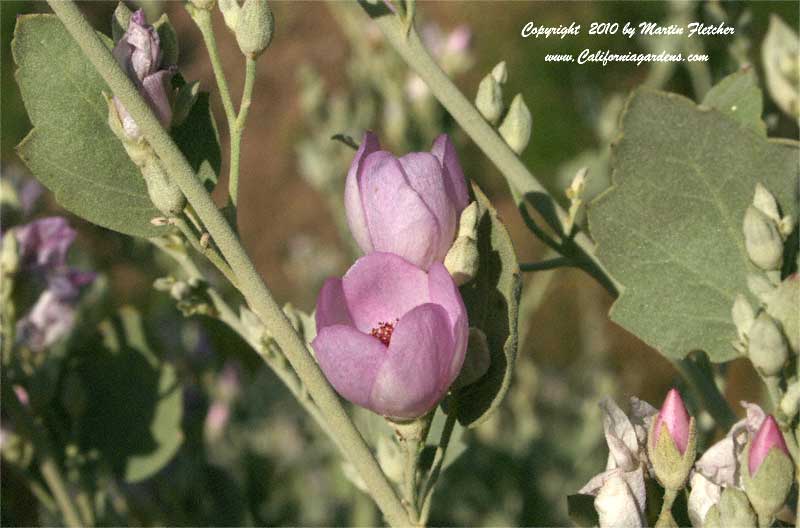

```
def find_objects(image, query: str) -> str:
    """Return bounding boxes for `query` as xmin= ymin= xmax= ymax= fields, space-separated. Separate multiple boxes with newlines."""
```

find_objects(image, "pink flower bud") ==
xmin=112 ymin=10 xmax=174 ymax=139
xmin=312 ymin=252 xmax=468 ymax=419
xmin=749 ymin=415 xmax=791 ymax=476
xmin=651 ymin=388 xmax=691 ymax=454
xmin=345 ymin=132 xmax=470 ymax=270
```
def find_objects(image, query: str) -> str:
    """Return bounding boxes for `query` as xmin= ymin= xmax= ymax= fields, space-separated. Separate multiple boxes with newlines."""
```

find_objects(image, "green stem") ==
xmin=49 ymin=4 xmax=409 ymax=525
xmin=402 ymin=437 xmax=420 ymax=524
xmin=228 ymin=57 xmax=257 ymax=208
xmin=419 ymin=404 xmax=458 ymax=526
xmin=172 ymin=215 xmax=239 ymax=287
xmin=520 ymin=257 xmax=576 ymax=272
xmin=359 ymin=2 xmax=620 ymax=296
xmin=192 ymin=9 xmax=236 ymax=126
xmin=762 ymin=375 xmax=784 ymax=410
xmin=656 ymin=487 xmax=678 ymax=527
xmin=2 ymin=384 xmax=83 ymax=528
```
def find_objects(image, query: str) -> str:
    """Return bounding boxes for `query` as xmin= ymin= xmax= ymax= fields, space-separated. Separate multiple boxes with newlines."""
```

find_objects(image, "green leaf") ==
xmin=456 ymin=183 xmax=521 ymax=427
xmin=702 ymin=69 xmax=765 ymax=135
xmin=171 ymin=87 xmax=220 ymax=193
xmin=72 ymin=307 xmax=183 ymax=482
xmin=588 ymin=89 xmax=799 ymax=362
xmin=13 ymin=15 xmax=164 ymax=237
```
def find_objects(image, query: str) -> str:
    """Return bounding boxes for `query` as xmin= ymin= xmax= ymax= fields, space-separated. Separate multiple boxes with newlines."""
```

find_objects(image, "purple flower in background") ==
xmin=345 ymin=132 xmax=469 ymax=270
xmin=9 ymin=217 xmax=95 ymax=352
xmin=312 ymin=252 xmax=468 ymax=419
xmin=112 ymin=10 xmax=174 ymax=139
xmin=749 ymin=415 xmax=791 ymax=476
xmin=15 ymin=217 xmax=75 ymax=270
xmin=651 ymin=388 xmax=691 ymax=454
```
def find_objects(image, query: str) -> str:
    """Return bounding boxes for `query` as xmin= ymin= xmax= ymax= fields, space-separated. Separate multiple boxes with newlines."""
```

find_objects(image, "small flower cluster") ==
xmin=581 ymin=389 xmax=794 ymax=527
xmin=2 ymin=212 xmax=95 ymax=352
xmin=311 ymin=132 xmax=481 ymax=420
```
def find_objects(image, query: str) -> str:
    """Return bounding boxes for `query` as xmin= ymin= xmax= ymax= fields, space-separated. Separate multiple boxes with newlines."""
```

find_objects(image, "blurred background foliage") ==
xmin=1 ymin=1 xmax=798 ymax=526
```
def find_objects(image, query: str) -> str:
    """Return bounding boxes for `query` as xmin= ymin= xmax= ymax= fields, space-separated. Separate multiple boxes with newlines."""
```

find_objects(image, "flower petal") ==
xmin=342 ymin=252 xmax=429 ymax=333
xmin=360 ymin=152 xmax=441 ymax=269
xmin=428 ymin=263 xmax=468 ymax=384
xmin=142 ymin=70 xmax=174 ymax=129
xmin=315 ymin=278 xmax=354 ymax=330
xmin=372 ymin=304 xmax=453 ymax=419
xmin=398 ymin=152 xmax=458 ymax=261
xmin=312 ymin=325 xmax=387 ymax=410
xmin=431 ymin=134 xmax=469 ymax=211
xmin=344 ymin=131 xmax=381 ymax=253
xmin=688 ymin=472 xmax=722 ymax=527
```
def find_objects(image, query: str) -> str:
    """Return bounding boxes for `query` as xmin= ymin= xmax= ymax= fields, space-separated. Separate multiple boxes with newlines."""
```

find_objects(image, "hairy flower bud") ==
xmin=752 ymin=183 xmax=781 ymax=224
xmin=111 ymin=9 xmax=175 ymax=140
xmin=491 ymin=60 xmax=508 ymax=84
xmin=141 ymin=156 xmax=186 ymax=216
xmin=747 ymin=312 xmax=789 ymax=377
xmin=444 ymin=202 xmax=480 ymax=285
xmin=718 ymin=487 xmax=757 ymax=528
xmin=475 ymin=73 xmax=504 ymax=125
xmin=731 ymin=293 xmax=755 ymax=342
xmin=743 ymin=415 xmax=793 ymax=520
xmin=235 ymin=0 xmax=274 ymax=58
xmin=648 ymin=388 xmax=696 ymax=490
xmin=345 ymin=132 xmax=470 ymax=270
xmin=499 ymin=94 xmax=532 ymax=154
xmin=743 ymin=205 xmax=784 ymax=271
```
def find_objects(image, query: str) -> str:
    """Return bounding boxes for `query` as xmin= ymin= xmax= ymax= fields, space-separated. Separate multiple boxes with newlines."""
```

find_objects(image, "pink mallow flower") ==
xmin=345 ymin=132 xmax=470 ymax=270
xmin=312 ymin=252 xmax=468 ymax=420
xmin=651 ymin=388 xmax=691 ymax=454
xmin=112 ymin=9 xmax=174 ymax=139
xmin=749 ymin=415 xmax=791 ymax=476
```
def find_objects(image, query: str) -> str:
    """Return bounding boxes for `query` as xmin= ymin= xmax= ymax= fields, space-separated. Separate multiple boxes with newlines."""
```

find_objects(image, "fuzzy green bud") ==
xmin=453 ymin=327 xmax=490 ymax=389
xmin=491 ymin=60 xmax=508 ymax=84
xmin=499 ymin=94 xmax=532 ymax=155
xmin=235 ymin=0 xmax=274 ymax=58
xmin=718 ymin=488 xmax=757 ymax=528
xmin=648 ymin=418 xmax=697 ymax=491
xmin=747 ymin=272 xmax=776 ymax=301
xmin=747 ymin=312 xmax=788 ymax=377
xmin=764 ymin=274 xmax=799 ymax=355
xmin=743 ymin=205 xmax=784 ymax=271
xmin=218 ymin=0 xmax=241 ymax=31
xmin=444 ymin=202 xmax=480 ymax=285
xmin=742 ymin=425 xmax=794 ymax=520
xmin=475 ymin=73 xmax=504 ymax=125
xmin=142 ymin=156 xmax=186 ymax=216
xmin=702 ymin=504 xmax=721 ymax=528
xmin=752 ymin=183 xmax=781 ymax=223
xmin=731 ymin=293 xmax=755 ymax=342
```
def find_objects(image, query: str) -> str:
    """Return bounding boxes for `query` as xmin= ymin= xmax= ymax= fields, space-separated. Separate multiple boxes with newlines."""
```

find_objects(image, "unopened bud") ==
xmin=648 ymin=388 xmax=697 ymax=490
xmin=743 ymin=415 xmax=793 ymax=519
xmin=765 ymin=274 xmax=799 ymax=354
xmin=703 ymin=504 xmax=721 ymax=528
xmin=743 ymin=205 xmax=784 ymax=271
xmin=718 ymin=487 xmax=757 ymax=528
xmin=747 ymin=272 xmax=775 ymax=300
xmin=499 ymin=94 xmax=532 ymax=154
xmin=142 ymin=156 xmax=186 ymax=216
xmin=747 ymin=312 xmax=788 ymax=377
xmin=453 ymin=328 xmax=490 ymax=389
xmin=218 ymin=0 xmax=241 ymax=31
xmin=731 ymin=294 xmax=755 ymax=342
xmin=475 ymin=73 xmax=504 ymax=125
xmin=752 ymin=183 xmax=781 ymax=223
xmin=491 ymin=60 xmax=508 ymax=84
xmin=235 ymin=0 xmax=274 ymax=58
xmin=780 ymin=381 xmax=800 ymax=417
xmin=444 ymin=202 xmax=480 ymax=285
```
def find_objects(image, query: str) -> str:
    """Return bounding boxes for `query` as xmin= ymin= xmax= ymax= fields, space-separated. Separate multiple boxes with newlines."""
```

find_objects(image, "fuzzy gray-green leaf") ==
xmin=13 ymin=14 xmax=166 ymax=237
xmin=456 ymin=184 xmax=521 ymax=427
xmin=588 ymin=89 xmax=799 ymax=362
xmin=702 ymin=69 xmax=765 ymax=135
